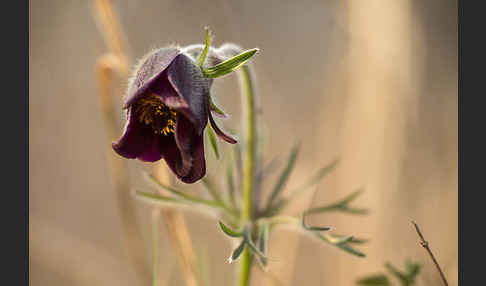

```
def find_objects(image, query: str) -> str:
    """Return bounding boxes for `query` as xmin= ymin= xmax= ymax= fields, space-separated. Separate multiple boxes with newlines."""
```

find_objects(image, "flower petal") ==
xmin=174 ymin=114 xmax=199 ymax=177
xmin=167 ymin=53 xmax=210 ymax=135
xmin=160 ymin=137 xmax=206 ymax=184
xmin=112 ymin=108 xmax=161 ymax=161
xmin=159 ymin=135 xmax=184 ymax=177
xmin=124 ymin=47 xmax=180 ymax=108
xmin=149 ymin=71 xmax=195 ymax=122
xmin=181 ymin=133 xmax=206 ymax=183
xmin=159 ymin=115 xmax=206 ymax=183
xmin=208 ymin=111 xmax=237 ymax=144
xmin=137 ymin=136 xmax=163 ymax=162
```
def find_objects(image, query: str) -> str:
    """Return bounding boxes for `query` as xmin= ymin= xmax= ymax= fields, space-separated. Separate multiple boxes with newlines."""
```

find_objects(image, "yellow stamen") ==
xmin=135 ymin=93 xmax=177 ymax=135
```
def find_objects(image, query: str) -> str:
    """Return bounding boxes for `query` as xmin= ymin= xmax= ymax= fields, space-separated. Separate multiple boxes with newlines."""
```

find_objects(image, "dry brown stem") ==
xmin=411 ymin=221 xmax=449 ymax=286
xmin=97 ymin=54 xmax=151 ymax=285
xmin=94 ymin=1 xmax=200 ymax=285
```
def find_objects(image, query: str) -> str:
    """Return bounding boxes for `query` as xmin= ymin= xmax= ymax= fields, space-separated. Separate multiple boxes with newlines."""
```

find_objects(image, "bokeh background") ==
xmin=29 ymin=0 xmax=457 ymax=285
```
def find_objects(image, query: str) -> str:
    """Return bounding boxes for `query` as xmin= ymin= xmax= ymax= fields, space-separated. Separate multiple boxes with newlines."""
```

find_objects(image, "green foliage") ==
xmin=357 ymin=275 xmax=390 ymax=286
xmin=224 ymin=226 xmax=268 ymax=264
xmin=202 ymin=48 xmax=259 ymax=78
xmin=138 ymin=138 xmax=369 ymax=265
xmin=223 ymin=165 xmax=237 ymax=212
xmin=135 ymin=28 xmax=371 ymax=274
xmin=228 ymin=239 xmax=246 ymax=263
xmin=267 ymin=142 xmax=300 ymax=206
xmin=257 ymin=222 xmax=269 ymax=267
xmin=214 ymin=141 xmax=367 ymax=261
xmin=301 ymin=213 xmax=331 ymax=231
xmin=262 ymin=158 xmax=340 ymax=216
xmin=197 ymin=27 xmax=211 ymax=67
xmin=357 ymin=260 xmax=422 ymax=286
xmin=306 ymin=189 xmax=369 ymax=215
xmin=219 ymin=221 xmax=243 ymax=237
xmin=243 ymin=229 xmax=267 ymax=261
xmin=144 ymin=173 xmax=219 ymax=207
xmin=209 ymin=96 xmax=227 ymax=117
xmin=206 ymin=125 xmax=219 ymax=159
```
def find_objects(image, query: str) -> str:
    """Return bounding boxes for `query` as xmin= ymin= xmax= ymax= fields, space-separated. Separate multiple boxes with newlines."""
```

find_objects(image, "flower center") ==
xmin=135 ymin=93 xmax=177 ymax=135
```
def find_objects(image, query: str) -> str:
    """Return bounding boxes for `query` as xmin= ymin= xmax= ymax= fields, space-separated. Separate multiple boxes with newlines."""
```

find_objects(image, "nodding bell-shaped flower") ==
xmin=112 ymin=47 xmax=236 ymax=183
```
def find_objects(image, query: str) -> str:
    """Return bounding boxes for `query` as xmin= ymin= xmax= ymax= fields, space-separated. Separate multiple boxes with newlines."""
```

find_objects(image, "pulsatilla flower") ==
xmin=112 ymin=47 xmax=236 ymax=183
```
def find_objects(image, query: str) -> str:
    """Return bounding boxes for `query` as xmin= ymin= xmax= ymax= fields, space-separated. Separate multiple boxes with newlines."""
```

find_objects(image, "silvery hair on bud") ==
xmin=181 ymin=44 xmax=224 ymax=68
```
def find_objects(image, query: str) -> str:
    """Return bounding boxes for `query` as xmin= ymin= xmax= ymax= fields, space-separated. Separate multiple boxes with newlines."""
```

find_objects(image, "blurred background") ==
xmin=29 ymin=0 xmax=457 ymax=285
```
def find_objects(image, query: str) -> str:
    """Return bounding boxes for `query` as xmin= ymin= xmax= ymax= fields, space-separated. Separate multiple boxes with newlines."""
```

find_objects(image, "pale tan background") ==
xmin=29 ymin=0 xmax=457 ymax=285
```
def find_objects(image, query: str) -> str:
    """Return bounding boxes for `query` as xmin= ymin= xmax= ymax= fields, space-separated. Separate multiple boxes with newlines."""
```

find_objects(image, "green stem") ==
xmin=238 ymin=64 xmax=257 ymax=286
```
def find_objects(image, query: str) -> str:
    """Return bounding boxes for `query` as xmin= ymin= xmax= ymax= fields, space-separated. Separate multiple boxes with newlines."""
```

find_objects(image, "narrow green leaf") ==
xmin=135 ymin=190 xmax=181 ymax=204
xmin=305 ymin=189 xmax=368 ymax=215
xmin=267 ymin=142 xmax=300 ymax=206
xmin=336 ymin=242 xmax=366 ymax=257
xmin=201 ymin=177 xmax=237 ymax=217
xmin=268 ymin=159 xmax=341 ymax=214
xmin=303 ymin=225 xmax=331 ymax=232
xmin=405 ymin=260 xmax=421 ymax=282
xmin=339 ymin=188 xmax=365 ymax=205
xmin=332 ymin=234 xmax=368 ymax=244
xmin=206 ymin=124 xmax=219 ymax=159
xmin=145 ymin=173 xmax=219 ymax=207
xmin=258 ymin=222 xmax=269 ymax=266
xmin=246 ymin=239 xmax=267 ymax=260
xmin=209 ymin=96 xmax=227 ymax=117
xmin=255 ymin=156 xmax=280 ymax=187
xmin=325 ymin=234 xmax=354 ymax=244
xmin=197 ymin=27 xmax=210 ymax=67
xmin=219 ymin=221 xmax=243 ymax=237
xmin=313 ymin=232 xmax=365 ymax=257
xmin=357 ymin=274 xmax=390 ymax=286
xmin=385 ymin=262 xmax=409 ymax=286
xmin=226 ymin=162 xmax=237 ymax=209
xmin=294 ymin=159 xmax=339 ymax=193
xmin=301 ymin=213 xmax=331 ymax=232
xmin=244 ymin=230 xmax=267 ymax=260
xmin=260 ymin=197 xmax=287 ymax=217
xmin=232 ymin=143 xmax=243 ymax=182
xmin=202 ymin=48 xmax=259 ymax=78
xmin=228 ymin=239 xmax=246 ymax=263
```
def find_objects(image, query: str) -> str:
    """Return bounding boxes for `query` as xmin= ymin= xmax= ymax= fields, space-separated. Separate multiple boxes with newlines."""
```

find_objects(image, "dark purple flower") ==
xmin=112 ymin=47 xmax=236 ymax=183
